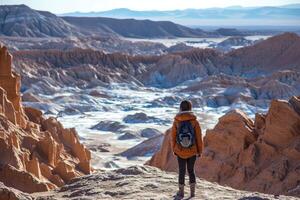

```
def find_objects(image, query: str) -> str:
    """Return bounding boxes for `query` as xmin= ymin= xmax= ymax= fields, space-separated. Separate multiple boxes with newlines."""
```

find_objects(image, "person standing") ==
xmin=171 ymin=100 xmax=203 ymax=199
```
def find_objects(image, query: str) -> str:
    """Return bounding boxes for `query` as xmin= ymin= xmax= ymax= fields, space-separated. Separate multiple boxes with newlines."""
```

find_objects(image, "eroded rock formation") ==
xmin=0 ymin=45 xmax=91 ymax=193
xmin=0 ymin=45 xmax=27 ymax=128
xmin=148 ymin=96 xmax=300 ymax=197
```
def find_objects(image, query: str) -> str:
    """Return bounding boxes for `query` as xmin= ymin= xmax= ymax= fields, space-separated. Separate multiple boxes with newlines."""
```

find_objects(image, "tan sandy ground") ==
xmin=32 ymin=166 xmax=300 ymax=200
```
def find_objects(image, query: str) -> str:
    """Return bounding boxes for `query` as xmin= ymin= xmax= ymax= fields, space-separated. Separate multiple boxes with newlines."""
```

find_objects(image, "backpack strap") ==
xmin=190 ymin=120 xmax=200 ymax=153
xmin=176 ymin=121 xmax=183 ymax=151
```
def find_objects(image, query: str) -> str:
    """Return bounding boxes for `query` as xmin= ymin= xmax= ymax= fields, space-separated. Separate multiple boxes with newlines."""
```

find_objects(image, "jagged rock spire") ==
xmin=0 ymin=44 xmax=27 ymax=127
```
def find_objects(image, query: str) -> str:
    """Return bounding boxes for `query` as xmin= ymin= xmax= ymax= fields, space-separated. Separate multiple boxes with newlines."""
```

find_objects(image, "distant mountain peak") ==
xmin=111 ymin=8 xmax=133 ymax=11
xmin=0 ymin=4 xmax=79 ymax=37
xmin=225 ymin=5 xmax=244 ymax=9
xmin=60 ymin=4 xmax=300 ymax=27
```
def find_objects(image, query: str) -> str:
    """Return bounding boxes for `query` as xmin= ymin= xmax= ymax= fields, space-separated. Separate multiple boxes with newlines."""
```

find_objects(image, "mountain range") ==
xmin=0 ymin=4 xmax=290 ymax=39
xmin=61 ymin=4 xmax=300 ymax=27
xmin=0 ymin=4 xmax=218 ymax=38
xmin=62 ymin=16 xmax=214 ymax=38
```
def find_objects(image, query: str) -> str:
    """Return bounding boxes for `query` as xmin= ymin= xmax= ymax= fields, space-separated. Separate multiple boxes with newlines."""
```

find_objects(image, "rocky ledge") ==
xmin=2 ymin=166 xmax=295 ymax=200
xmin=148 ymin=96 xmax=300 ymax=197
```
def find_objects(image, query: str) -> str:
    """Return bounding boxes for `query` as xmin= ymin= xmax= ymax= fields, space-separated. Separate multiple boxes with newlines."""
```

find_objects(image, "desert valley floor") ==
xmin=0 ymin=4 xmax=300 ymax=200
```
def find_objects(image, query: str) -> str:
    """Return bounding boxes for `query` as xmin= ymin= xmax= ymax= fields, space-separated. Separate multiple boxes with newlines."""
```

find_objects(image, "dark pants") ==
xmin=177 ymin=155 xmax=196 ymax=185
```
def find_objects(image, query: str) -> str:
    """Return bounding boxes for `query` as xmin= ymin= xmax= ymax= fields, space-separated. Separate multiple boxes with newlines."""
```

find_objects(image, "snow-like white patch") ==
xmin=123 ymin=36 xmax=271 ymax=48
xmin=34 ymin=82 xmax=263 ymax=170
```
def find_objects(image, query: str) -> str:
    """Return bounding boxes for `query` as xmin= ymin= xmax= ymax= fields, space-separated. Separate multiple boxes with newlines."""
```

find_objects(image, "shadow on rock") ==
xmin=238 ymin=196 xmax=270 ymax=200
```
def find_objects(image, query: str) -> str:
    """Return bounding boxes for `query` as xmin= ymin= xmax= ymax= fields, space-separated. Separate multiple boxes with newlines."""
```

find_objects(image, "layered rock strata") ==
xmin=0 ymin=45 xmax=91 ymax=193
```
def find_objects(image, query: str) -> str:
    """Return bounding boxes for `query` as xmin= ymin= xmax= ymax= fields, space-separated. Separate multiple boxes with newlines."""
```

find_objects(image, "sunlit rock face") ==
xmin=146 ymin=129 xmax=178 ymax=172
xmin=227 ymin=32 xmax=300 ymax=77
xmin=0 ymin=45 xmax=27 ymax=128
xmin=0 ymin=45 xmax=91 ymax=193
xmin=142 ymin=33 xmax=300 ymax=88
xmin=148 ymin=96 xmax=300 ymax=197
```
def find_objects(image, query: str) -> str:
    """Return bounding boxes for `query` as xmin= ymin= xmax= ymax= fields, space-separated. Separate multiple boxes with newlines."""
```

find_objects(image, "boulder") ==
xmin=139 ymin=128 xmax=162 ymax=138
xmin=90 ymin=120 xmax=127 ymax=132
xmin=123 ymin=112 xmax=167 ymax=124
xmin=120 ymin=134 xmax=164 ymax=158
xmin=118 ymin=131 xmax=140 ymax=140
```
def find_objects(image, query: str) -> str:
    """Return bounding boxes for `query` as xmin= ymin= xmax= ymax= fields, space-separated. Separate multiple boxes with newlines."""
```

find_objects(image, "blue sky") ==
xmin=1 ymin=0 xmax=300 ymax=13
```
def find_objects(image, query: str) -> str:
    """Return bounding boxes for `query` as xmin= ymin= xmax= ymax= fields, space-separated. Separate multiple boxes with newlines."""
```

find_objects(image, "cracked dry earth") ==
xmin=32 ymin=166 xmax=299 ymax=200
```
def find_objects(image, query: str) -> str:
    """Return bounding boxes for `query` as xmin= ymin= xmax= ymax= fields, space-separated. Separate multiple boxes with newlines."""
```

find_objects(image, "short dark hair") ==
xmin=180 ymin=100 xmax=192 ymax=111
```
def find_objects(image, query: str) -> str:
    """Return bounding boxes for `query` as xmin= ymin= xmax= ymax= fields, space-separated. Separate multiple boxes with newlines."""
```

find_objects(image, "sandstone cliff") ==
xmin=0 ymin=44 xmax=91 ymax=193
xmin=148 ymin=96 xmax=300 ymax=197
